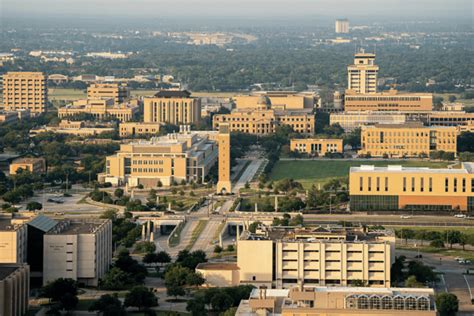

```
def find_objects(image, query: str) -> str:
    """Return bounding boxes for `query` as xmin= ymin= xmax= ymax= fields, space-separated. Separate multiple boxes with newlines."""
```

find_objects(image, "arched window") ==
xmin=346 ymin=295 xmax=357 ymax=309
xmin=417 ymin=296 xmax=430 ymax=310
xmin=381 ymin=296 xmax=393 ymax=310
xmin=358 ymin=295 xmax=369 ymax=309
xmin=369 ymin=295 xmax=381 ymax=309
xmin=405 ymin=296 xmax=417 ymax=310
xmin=394 ymin=296 xmax=404 ymax=310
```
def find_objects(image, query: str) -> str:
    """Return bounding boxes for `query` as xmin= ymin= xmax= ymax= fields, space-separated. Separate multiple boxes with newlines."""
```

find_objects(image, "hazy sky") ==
xmin=2 ymin=0 xmax=473 ymax=20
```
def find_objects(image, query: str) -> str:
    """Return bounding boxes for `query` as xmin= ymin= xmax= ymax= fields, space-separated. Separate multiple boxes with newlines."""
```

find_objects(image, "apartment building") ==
xmin=290 ymin=138 xmax=343 ymax=156
xmin=233 ymin=91 xmax=316 ymax=110
xmin=347 ymin=49 xmax=378 ymax=94
xmin=119 ymin=122 xmax=162 ymax=137
xmin=335 ymin=18 xmax=350 ymax=33
xmin=143 ymin=90 xmax=201 ymax=125
xmin=9 ymin=157 xmax=46 ymax=175
xmin=43 ymin=219 xmax=112 ymax=286
xmin=58 ymin=98 xmax=139 ymax=122
xmin=349 ymin=163 xmax=474 ymax=212
xmin=344 ymin=90 xmax=433 ymax=112
xmin=236 ymin=286 xmax=436 ymax=316
xmin=330 ymin=111 xmax=407 ymax=132
xmin=87 ymin=83 xmax=129 ymax=104
xmin=359 ymin=123 xmax=457 ymax=158
xmin=0 ymin=219 xmax=28 ymax=264
xmin=0 ymin=264 xmax=30 ymax=316
xmin=2 ymin=72 xmax=48 ymax=114
xmin=102 ymin=130 xmax=218 ymax=187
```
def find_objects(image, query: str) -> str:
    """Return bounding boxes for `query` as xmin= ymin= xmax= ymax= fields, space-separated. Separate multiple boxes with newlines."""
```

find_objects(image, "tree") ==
xmin=99 ymin=267 xmax=135 ymax=290
xmin=143 ymin=252 xmax=160 ymax=264
xmin=430 ymin=239 xmax=445 ymax=248
xmin=114 ymin=188 xmax=124 ymax=198
xmin=26 ymin=201 xmax=42 ymax=211
xmin=436 ymin=293 xmax=459 ymax=316
xmin=214 ymin=245 xmax=223 ymax=253
xmin=211 ymin=292 xmax=233 ymax=312
xmin=405 ymin=275 xmax=423 ymax=288
xmin=446 ymin=230 xmax=461 ymax=249
xmin=135 ymin=241 xmax=156 ymax=254
xmin=124 ymin=286 xmax=158 ymax=311
xmin=222 ymin=307 xmax=238 ymax=316
xmin=186 ymin=296 xmax=207 ymax=315
xmin=227 ymin=244 xmax=235 ymax=252
xmin=41 ymin=278 xmax=79 ymax=311
xmin=156 ymin=251 xmax=172 ymax=265
xmin=89 ymin=294 xmax=126 ymax=316
xmin=396 ymin=229 xmax=415 ymax=245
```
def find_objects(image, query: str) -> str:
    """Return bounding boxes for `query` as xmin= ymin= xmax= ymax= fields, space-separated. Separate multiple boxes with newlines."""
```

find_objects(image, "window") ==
xmin=445 ymin=177 xmax=449 ymax=192
xmin=385 ymin=177 xmax=388 ymax=191
xmin=368 ymin=177 xmax=372 ymax=191
xmin=462 ymin=178 xmax=466 ymax=192
xmin=454 ymin=178 xmax=457 ymax=192
xmin=376 ymin=177 xmax=380 ymax=191
xmin=360 ymin=177 xmax=363 ymax=191
xmin=429 ymin=177 xmax=433 ymax=192
xmin=411 ymin=177 xmax=415 ymax=192
xmin=420 ymin=177 xmax=424 ymax=192
xmin=403 ymin=177 xmax=406 ymax=192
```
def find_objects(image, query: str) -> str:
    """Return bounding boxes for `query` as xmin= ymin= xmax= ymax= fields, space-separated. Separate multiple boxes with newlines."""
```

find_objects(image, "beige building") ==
xmin=427 ymin=111 xmax=474 ymax=128
xmin=290 ymin=138 xmax=343 ymax=156
xmin=58 ymin=98 xmax=139 ymax=122
xmin=347 ymin=49 xmax=378 ymax=94
xmin=9 ymin=157 xmax=46 ymax=175
xmin=335 ymin=19 xmax=350 ymax=33
xmin=349 ymin=163 xmax=474 ymax=212
xmin=196 ymin=263 xmax=239 ymax=287
xmin=0 ymin=219 xmax=28 ymax=264
xmin=233 ymin=91 xmax=316 ymax=110
xmin=2 ymin=72 xmax=48 ymax=114
xmin=330 ymin=111 xmax=407 ymax=132
xmin=0 ymin=264 xmax=30 ymax=316
xmin=103 ymin=130 xmax=218 ymax=187
xmin=359 ymin=123 xmax=457 ymax=158
xmin=143 ymin=90 xmax=201 ymax=125
xmin=0 ymin=112 xmax=18 ymax=124
xmin=119 ymin=122 xmax=162 ymax=137
xmin=87 ymin=83 xmax=129 ymax=104
xmin=217 ymin=123 xmax=232 ymax=194
xmin=30 ymin=120 xmax=115 ymax=137
xmin=236 ymin=286 xmax=436 ymax=316
xmin=43 ymin=219 xmax=112 ymax=286
xmin=344 ymin=90 xmax=433 ymax=112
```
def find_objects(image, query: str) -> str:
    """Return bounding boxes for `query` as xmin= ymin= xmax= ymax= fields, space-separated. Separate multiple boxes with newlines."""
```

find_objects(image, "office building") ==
xmin=58 ymin=98 xmax=139 ymax=122
xmin=87 ymin=83 xmax=129 ymax=104
xmin=427 ymin=111 xmax=474 ymax=128
xmin=234 ymin=91 xmax=316 ymax=110
xmin=347 ymin=49 xmax=378 ymax=94
xmin=43 ymin=219 xmax=112 ymax=286
xmin=0 ymin=264 xmax=30 ymax=316
xmin=335 ymin=19 xmax=350 ymax=34
xmin=143 ymin=90 xmax=201 ymax=125
xmin=217 ymin=123 xmax=232 ymax=194
xmin=196 ymin=263 xmax=240 ymax=287
xmin=0 ymin=218 xmax=28 ymax=264
xmin=290 ymin=138 xmax=343 ymax=156
xmin=349 ymin=163 xmax=474 ymax=212
xmin=236 ymin=286 xmax=436 ymax=316
xmin=2 ymin=72 xmax=48 ymax=114
xmin=344 ymin=90 xmax=433 ymax=112
xmin=330 ymin=111 xmax=407 ymax=132
xmin=9 ymin=157 xmax=46 ymax=176
xmin=119 ymin=122 xmax=162 ymax=137
xmin=359 ymin=123 xmax=457 ymax=158
xmin=102 ymin=129 xmax=218 ymax=187
xmin=30 ymin=120 xmax=115 ymax=137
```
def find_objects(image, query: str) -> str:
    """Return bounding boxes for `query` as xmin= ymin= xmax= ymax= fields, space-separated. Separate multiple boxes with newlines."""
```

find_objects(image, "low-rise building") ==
xmin=330 ymin=111 xmax=407 ymax=132
xmin=233 ymin=91 xmax=316 ymax=110
xmin=0 ymin=264 xmax=30 ymax=316
xmin=236 ymin=286 xmax=436 ymax=316
xmin=30 ymin=120 xmax=116 ymax=137
xmin=43 ymin=219 xmax=112 ymax=286
xmin=119 ymin=122 xmax=162 ymax=137
xmin=87 ymin=83 xmax=130 ymax=104
xmin=0 ymin=112 xmax=18 ymax=124
xmin=0 ymin=218 xmax=28 ymax=264
xmin=344 ymin=90 xmax=433 ymax=112
xmin=58 ymin=98 xmax=139 ymax=122
xmin=102 ymin=129 xmax=218 ymax=187
xmin=427 ymin=111 xmax=474 ymax=128
xmin=349 ymin=163 xmax=474 ymax=212
xmin=359 ymin=123 xmax=457 ymax=158
xmin=143 ymin=90 xmax=201 ymax=125
xmin=9 ymin=157 xmax=46 ymax=175
xmin=290 ymin=138 xmax=343 ymax=155
xmin=196 ymin=263 xmax=240 ymax=287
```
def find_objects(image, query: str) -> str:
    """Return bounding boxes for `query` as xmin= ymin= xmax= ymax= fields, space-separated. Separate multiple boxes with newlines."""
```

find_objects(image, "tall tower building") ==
xmin=143 ymin=90 xmax=201 ymax=125
xmin=347 ymin=49 xmax=379 ymax=94
xmin=87 ymin=83 xmax=130 ymax=104
xmin=216 ymin=123 xmax=231 ymax=194
xmin=335 ymin=19 xmax=349 ymax=33
xmin=2 ymin=72 xmax=48 ymax=114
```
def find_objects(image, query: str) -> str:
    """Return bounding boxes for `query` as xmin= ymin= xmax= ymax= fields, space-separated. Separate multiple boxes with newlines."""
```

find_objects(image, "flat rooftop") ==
xmin=12 ymin=157 xmax=43 ymax=164
xmin=47 ymin=220 xmax=105 ymax=235
xmin=0 ymin=266 xmax=19 ymax=280
xmin=351 ymin=163 xmax=474 ymax=174
xmin=196 ymin=263 xmax=239 ymax=271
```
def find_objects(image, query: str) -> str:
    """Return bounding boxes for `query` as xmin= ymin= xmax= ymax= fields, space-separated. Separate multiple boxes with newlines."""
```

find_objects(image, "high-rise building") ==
xmin=0 ymin=263 xmax=30 ymax=316
xmin=217 ymin=123 xmax=232 ymax=194
xmin=143 ymin=90 xmax=201 ymax=125
xmin=2 ymin=72 xmax=48 ymax=114
xmin=347 ymin=49 xmax=378 ymax=94
xmin=335 ymin=19 xmax=350 ymax=33
xmin=0 ymin=219 xmax=28 ymax=264
xmin=87 ymin=83 xmax=130 ymax=104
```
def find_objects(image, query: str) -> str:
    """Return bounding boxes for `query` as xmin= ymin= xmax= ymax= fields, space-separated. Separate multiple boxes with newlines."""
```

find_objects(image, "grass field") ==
xmin=270 ymin=160 xmax=450 ymax=189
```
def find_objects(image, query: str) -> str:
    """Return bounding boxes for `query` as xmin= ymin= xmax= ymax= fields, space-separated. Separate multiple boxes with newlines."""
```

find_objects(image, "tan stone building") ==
xmin=217 ymin=123 xmax=232 ymax=194
xmin=102 ymin=130 xmax=218 ymax=187
xmin=427 ymin=111 xmax=474 ymax=128
xmin=330 ymin=111 xmax=408 ymax=132
xmin=359 ymin=123 xmax=457 ymax=158
xmin=0 ymin=219 xmax=28 ymax=264
xmin=2 ymin=72 xmax=48 ymax=114
xmin=119 ymin=122 xmax=162 ymax=137
xmin=344 ymin=90 xmax=433 ymax=112
xmin=30 ymin=120 xmax=116 ymax=137
xmin=143 ymin=90 xmax=201 ymax=125
xmin=233 ymin=91 xmax=316 ymax=110
xmin=236 ymin=286 xmax=436 ymax=316
xmin=347 ymin=49 xmax=378 ymax=94
xmin=43 ymin=219 xmax=112 ymax=286
xmin=87 ymin=83 xmax=129 ymax=104
xmin=335 ymin=19 xmax=350 ymax=33
xmin=58 ymin=98 xmax=139 ymax=122
xmin=0 ymin=264 xmax=30 ymax=316
xmin=196 ymin=263 xmax=240 ymax=287
xmin=349 ymin=163 xmax=474 ymax=212
xmin=290 ymin=138 xmax=343 ymax=156
xmin=9 ymin=157 xmax=46 ymax=175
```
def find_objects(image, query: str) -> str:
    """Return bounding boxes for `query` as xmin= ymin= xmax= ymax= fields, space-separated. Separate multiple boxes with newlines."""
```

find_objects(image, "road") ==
xmin=190 ymin=217 xmax=224 ymax=254
xmin=233 ymin=158 xmax=264 ymax=193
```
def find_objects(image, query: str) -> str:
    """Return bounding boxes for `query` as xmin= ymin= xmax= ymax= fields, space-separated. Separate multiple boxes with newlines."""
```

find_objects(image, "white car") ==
xmin=454 ymin=214 xmax=467 ymax=218
xmin=400 ymin=215 xmax=412 ymax=219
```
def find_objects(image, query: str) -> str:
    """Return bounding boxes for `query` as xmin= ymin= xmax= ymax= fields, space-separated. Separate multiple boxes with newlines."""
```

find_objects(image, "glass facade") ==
xmin=350 ymin=195 xmax=398 ymax=211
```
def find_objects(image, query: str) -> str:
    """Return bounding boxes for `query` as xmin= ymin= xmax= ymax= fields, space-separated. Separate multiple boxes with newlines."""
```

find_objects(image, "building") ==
xmin=330 ymin=111 xmax=408 ymax=132
xmin=442 ymin=102 xmax=464 ymax=111
xmin=427 ymin=111 xmax=474 ymax=128
xmin=344 ymin=90 xmax=433 ymax=112
xmin=217 ymin=123 xmax=232 ymax=194
xmin=43 ymin=219 xmax=112 ymax=286
xmin=196 ymin=263 xmax=240 ymax=287
xmin=58 ymin=98 xmax=139 ymax=122
xmin=347 ymin=49 xmax=378 ymax=94
xmin=236 ymin=286 xmax=436 ymax=316
xmin=349 ymin=163 xmax=474 ymax=212
xmin=359 ymin=123 xmax=457 ymax=158
xmin=30 ymin=120 xmax=116 ymax=137
xmin=9 ymin=157 xmax=46 ymax=175
xmin=335 ymin=19 xmax=350 ymax=33
xmin=0 ymin=264 xmax=30 ymax=316
xmin=0 ymin=218 xmax=28 ymax=264
xmin=233 ymin=91 xmax=316 ymax=110
xmin=87 ymin=83 xmax=130 ymax=104
xmin=102 ymin=129 xmax=218 ymax=187
xmin=143 ymin=90 xmax=201 ymax=125
xmin=0 ymin=112 xmax=18 ymax=124
xmin=290 ymin=138 xmax=343 ymax=156
xmin=2 ymin=72 xmax=48 ymax=114
xmin=119 ymin=122 xmax=162 ymax=137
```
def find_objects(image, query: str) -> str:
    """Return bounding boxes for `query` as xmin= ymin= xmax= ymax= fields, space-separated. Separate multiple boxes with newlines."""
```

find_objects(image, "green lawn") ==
xmin=270 ymin=160 xmax=450 ymax=189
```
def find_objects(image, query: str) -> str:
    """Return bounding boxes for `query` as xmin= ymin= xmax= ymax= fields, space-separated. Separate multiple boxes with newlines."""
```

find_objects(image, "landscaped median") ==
xmin=185 ymin=220 xmax=208 ymax=250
